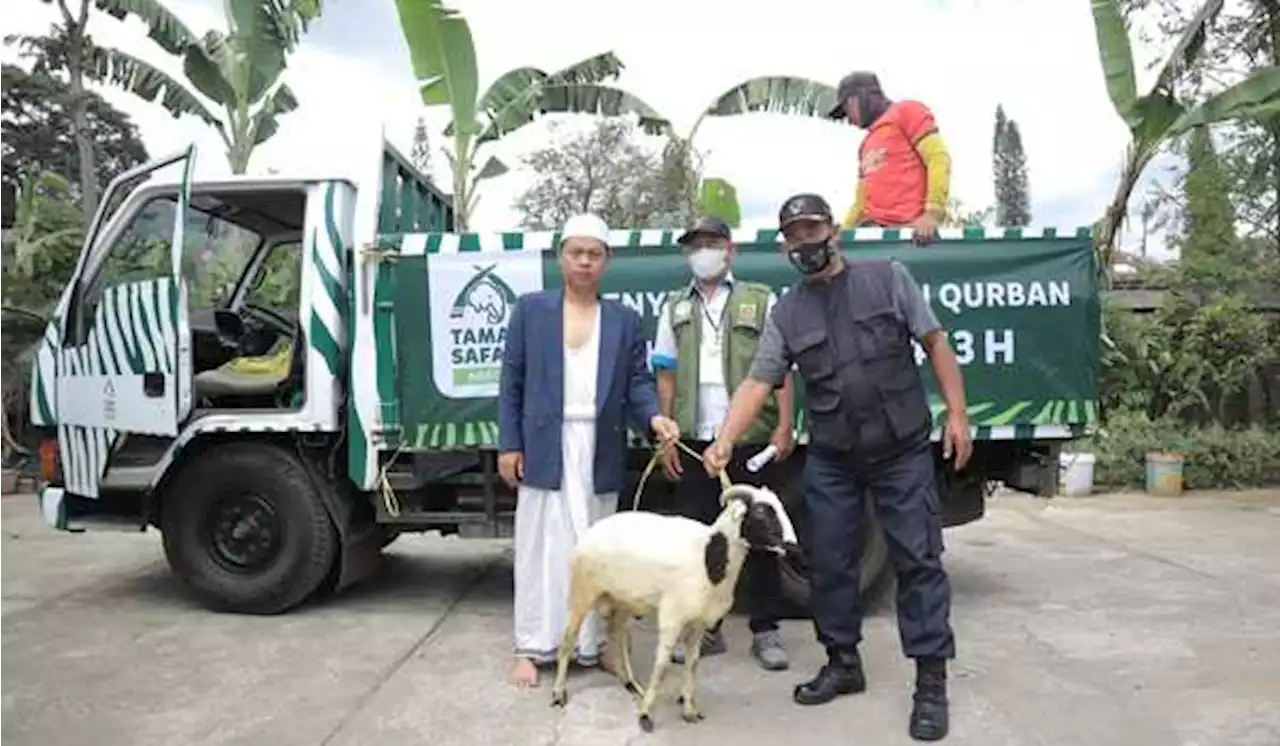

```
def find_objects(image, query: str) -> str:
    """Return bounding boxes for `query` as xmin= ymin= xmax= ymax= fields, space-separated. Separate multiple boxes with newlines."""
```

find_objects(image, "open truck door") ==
xmin=42 ymin=147 xmax=198 ymax=506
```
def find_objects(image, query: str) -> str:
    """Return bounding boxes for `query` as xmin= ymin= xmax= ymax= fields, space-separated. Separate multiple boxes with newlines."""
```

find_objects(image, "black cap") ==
xmin=827 ymin=71 xmax=883 ymax=119
xmin=677 ymin=215 xmax=732 ymax=245
xmin=778 ymin=193 xmax=834 ymax=228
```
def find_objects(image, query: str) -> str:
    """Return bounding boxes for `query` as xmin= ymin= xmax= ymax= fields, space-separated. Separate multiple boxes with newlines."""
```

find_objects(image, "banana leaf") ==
xmin=474 ymin=156 xmax=508 ymax=180
xmin=1167 ymin=66 xmax=1280 ymax=135
xmin=249 ymin=84 xmax=300 ymax=146
xmin=490 ymin=84 xmax=669 ymax=142
xmin=703 ymin=76 xmax=838 ymax=118
xmin=468 ymin=52 xmax=653 ymax=143
xmin=396 ymin=0 xmax=481 ymax=136
xmin=93 ymin=0 xmax=197 ymax=56
xmin=1089 ymin=0 xmax=1141 ymax=129
xmin=698 ymin=178 xmax=741 ymax=228
xmin=87 ymin=45 xmax=227 ymax=141
xmin=227 ymin=0 xmax=288 ymax=103
xmin=182 ymin=37 xmax=237 ymax=107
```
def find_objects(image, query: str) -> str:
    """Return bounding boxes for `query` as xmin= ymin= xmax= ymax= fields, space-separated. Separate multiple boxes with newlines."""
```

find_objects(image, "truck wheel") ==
xmin=160 ymin=443 xmax=337 ymax=615
xmin=777 ymin=497 xmax=891 ymax=616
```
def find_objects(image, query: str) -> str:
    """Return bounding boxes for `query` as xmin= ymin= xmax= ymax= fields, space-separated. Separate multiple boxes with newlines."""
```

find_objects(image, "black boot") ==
xmin=909 ymin=658 xmax=949 ymax=741
xmin=792 ymin=647 xmax=866 ymax=706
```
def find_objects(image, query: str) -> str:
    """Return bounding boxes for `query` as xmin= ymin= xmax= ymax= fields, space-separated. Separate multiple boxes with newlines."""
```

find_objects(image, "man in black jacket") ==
xmin=702 ymin=193 xmax=972 ymax=741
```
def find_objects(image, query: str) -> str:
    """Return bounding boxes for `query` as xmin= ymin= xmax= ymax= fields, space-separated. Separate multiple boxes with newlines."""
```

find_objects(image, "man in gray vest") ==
xmin=651 ymin=215 xmax=795 ymax=671
xmin=702 ymin=193 xmax=973 ymax=742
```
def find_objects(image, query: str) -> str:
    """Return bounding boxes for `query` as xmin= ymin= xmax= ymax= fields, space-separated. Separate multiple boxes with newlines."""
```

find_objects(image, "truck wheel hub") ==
xmin=206 ymin=494 xmax=282 ymax=573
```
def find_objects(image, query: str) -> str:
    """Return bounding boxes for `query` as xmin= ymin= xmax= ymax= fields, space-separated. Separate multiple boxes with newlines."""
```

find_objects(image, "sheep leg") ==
xmin=600 ymin=609 xmax=623 ymax=677
xmin=550 ymin=588 xmax=594 ymax=708
xmin=676 ymin=623 xmax=707 ymax=723
xmin=607 ymin=608 xmax=645 ymax=697
xmin=637 ymin=615 xmax=684 ymax=732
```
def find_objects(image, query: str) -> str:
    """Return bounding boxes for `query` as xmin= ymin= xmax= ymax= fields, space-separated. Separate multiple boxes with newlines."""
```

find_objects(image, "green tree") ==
xmin=513 ymin=117 xmax=667 ymax=230
xmin=82 ymin=0 xmax=323 ymax=174
xmin=395 ymin=0 xmax=837 ymax=230
xmin=991 ymin=104 xmax=1031 ymax=226
xmin=1090 ymin=0 xmax=1280 ymax=270
xmin=395 ymin=0 xmax=659 ymax=230
xmin=1 ymin=170 xmax=89 ymax=459
xmin=1 ymin=171 xmax=87 ymax=315
xmin=646 ymin=77 xmax=838 ymax=228
xmin=1121 ymin=0 xmax=1280 ymax=252
xmin=2 ymin=63 xmax=149 ymax=215
xmin=7 ymin=1 xmax=104 ymax=216
xmin=1175 ymin=126 xmax=1250 ymax=296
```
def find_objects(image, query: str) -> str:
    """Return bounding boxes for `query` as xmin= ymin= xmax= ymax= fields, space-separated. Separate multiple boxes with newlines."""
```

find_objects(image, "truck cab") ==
xmin=31 ymin=134 xmax=1100 ymax=616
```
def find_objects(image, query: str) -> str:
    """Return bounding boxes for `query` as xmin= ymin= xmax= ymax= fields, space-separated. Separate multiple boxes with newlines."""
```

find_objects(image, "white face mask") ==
xmin=688 ymin=248 xmax=728 ymax=280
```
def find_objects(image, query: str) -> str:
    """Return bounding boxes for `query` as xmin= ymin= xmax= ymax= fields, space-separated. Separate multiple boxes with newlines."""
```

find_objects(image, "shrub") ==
xmin=1090 ymin=409 xmax=1280 ymax=490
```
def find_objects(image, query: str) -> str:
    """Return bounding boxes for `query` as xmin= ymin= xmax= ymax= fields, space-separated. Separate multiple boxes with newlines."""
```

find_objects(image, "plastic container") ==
xmin=1059 ymin=452 xmax=1096 ymax=497
xmin=1145 ymin=451 xmax=1185 ymax=496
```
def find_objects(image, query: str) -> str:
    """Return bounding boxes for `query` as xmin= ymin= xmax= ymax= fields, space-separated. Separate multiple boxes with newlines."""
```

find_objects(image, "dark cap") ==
xmin=778 ymin=193 xmax=834 ymax=228
xmin=827 ymin=71 xmax=883 ymax=119
xmin=677 ymin=215 xmax=732 ymax=245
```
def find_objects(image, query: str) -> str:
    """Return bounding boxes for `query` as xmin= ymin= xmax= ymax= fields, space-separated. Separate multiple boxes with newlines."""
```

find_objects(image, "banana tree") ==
xmin=395 ymin=0 xmax=666 ymax=230
xmin=89 ymin=0 xmax=322 ymax=173
xmin=1 ymin=171 xmax=86 ymax=462
xmin=661 ymin=76 xmax=838 ymax=225
xmin=4 ymin=171 xmax=84 ymax=278
xmin=1091 ymin=0 xmax=1280 ymax=269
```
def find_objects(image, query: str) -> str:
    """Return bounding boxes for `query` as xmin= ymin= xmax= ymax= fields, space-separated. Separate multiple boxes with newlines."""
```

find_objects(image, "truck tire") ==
xmin=777 ymin=500 xmax=891 ymax=616
xmin=773 ymin=462 xmax=892 ymax=618
xmin=160 ymin=443 xmax=338 ymax=615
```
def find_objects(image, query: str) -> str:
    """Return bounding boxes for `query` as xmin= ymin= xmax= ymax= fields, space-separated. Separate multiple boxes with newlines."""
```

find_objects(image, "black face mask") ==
xmin=786 ymin=239 xmax=834 ymax=275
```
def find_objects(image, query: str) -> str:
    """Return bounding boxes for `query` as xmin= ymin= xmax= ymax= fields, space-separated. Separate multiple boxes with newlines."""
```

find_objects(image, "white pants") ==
xmin=512 ymin=417 xmax=618 ymax=664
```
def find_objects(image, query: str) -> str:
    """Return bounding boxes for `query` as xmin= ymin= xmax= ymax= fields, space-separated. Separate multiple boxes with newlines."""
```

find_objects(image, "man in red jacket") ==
xmin=828 ymin=72 xmax=953 ymax=245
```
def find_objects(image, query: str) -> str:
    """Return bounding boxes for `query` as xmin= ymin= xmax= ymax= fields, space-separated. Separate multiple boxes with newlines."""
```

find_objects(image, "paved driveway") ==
xmin=4 ymin=489 xmax=1280 ymax=746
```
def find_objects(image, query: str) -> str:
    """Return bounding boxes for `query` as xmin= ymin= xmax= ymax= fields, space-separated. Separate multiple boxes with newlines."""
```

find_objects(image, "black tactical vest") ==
xmin=773 ymin=258 xmax=932 ymax=463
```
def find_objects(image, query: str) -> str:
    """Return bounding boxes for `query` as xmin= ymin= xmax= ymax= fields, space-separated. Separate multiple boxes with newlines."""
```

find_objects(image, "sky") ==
xmin=2 ymin=0 xmax=1180 ymax=259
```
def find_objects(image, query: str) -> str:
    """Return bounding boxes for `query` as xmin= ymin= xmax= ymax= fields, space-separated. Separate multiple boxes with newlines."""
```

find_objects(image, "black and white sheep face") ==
xmin=720 ymin=486 xmax=790 ymax=554
xmin=727 ymin=491 xmax=783 ymax=555
xmin=742 ymin=500 xmax=785 ymax=553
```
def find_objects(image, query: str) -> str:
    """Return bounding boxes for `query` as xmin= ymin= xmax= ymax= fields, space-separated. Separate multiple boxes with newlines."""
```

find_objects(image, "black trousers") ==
xmin=804 ymin=439 xmax=955 ymax=660
xmin=671 ymin=438 xmax=787 ymax=634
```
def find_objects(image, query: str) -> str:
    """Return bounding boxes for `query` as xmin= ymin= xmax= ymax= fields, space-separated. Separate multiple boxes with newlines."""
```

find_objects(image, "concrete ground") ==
xmin=3 ymin=489 xmax=1280 ymax=746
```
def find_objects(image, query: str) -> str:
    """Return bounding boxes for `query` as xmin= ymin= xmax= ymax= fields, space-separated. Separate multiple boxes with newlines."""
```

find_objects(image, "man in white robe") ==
xmin=497 ymin=214 xmax=680 ymax=687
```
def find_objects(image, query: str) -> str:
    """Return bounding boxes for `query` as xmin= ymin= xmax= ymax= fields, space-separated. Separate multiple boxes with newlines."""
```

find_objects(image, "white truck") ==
xmin=28 ymin=135 xmax=1101 ymax=615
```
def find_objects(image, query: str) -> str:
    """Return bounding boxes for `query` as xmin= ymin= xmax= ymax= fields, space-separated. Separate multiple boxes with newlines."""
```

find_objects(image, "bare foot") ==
xmin=509 ymin=657 xmax=539 ymax=688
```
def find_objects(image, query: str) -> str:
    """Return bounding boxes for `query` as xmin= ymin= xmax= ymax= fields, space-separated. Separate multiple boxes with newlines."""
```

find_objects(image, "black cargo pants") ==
xmin=671 ymin=438 xmax=789 ymax=634
xmin=803 ymin=438 xmax=955 ymax=660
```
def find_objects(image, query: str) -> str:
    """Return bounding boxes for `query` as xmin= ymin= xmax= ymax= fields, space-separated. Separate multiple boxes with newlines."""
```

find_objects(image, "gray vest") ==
xmin=773 ymin=259 xmax=932 ymax=463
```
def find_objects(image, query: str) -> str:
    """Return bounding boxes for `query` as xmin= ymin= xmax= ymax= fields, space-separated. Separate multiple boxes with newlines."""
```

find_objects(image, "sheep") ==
xmin=549 ymin=484 xmax=789 ymax=732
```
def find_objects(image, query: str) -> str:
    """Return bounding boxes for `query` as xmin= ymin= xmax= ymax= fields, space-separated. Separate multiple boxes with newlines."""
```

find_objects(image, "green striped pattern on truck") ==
xmin=50 ymin=278 xmax=181 ymax=497
xmin=395 ymin=225 xmax=1093 ymax=254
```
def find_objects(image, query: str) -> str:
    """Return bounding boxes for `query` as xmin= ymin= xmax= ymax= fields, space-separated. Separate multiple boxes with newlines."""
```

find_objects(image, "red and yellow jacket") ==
xmin=841 ymin=99 xmax=951 ymax=229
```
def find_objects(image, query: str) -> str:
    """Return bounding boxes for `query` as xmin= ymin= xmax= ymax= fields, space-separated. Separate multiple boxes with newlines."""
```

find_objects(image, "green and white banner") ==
xmin=386 ymin=227 xmax=1101 ymax=451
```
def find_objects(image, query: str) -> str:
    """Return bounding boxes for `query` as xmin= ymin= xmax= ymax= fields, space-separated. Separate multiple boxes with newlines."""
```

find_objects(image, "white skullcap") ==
xmin=560 ymin=213 xmax=610 ymax=249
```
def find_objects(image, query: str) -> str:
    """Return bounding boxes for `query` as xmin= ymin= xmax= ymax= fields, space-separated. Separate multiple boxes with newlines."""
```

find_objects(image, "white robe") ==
xmin=513 ymin=306 xmax=617 ymax=665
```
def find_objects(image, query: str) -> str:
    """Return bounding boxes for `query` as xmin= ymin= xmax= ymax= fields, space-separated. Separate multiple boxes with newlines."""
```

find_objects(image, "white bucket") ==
xmin=1059 ymin=452 xmax=1096 ymax=497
